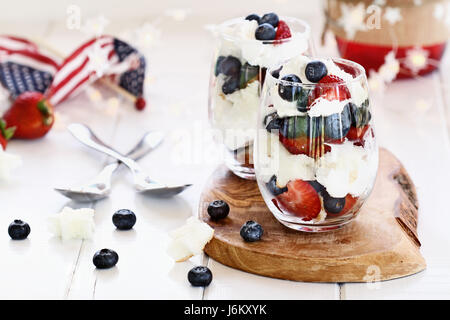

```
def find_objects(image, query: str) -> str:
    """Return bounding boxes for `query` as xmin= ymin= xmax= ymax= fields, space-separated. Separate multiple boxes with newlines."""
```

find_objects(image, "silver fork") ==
xmin=55 ymin=130 xmax=164 ymax=202
xmin=68 ymin=123 xmax=192 ymax=197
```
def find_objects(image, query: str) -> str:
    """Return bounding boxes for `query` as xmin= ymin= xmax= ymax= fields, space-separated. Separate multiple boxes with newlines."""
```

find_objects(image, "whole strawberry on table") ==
xmin=1 ymin=91 xmax=54 ymax=142
xmin=0 ymin=119 xmax=15 ymax=150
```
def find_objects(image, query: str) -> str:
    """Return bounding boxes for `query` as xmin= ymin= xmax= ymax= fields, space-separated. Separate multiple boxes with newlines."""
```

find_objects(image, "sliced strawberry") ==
xmin=341 ymin=194 xmax=358 ymax=215
xmin=0 ymin=119 xmax=15 ymax=150
xmin=335 ymin=61 xmax=358 ymax=77
xmin=274 ymin=20 xmax=291 ymax=44
xmin=308 ymin=75 xmax=351 ymax=106
xmin=279 ymin=133 xmax=331 ymax=157
xmin=275 ymin=179 xmax=321 ymax=221
xmin=347 ymin=125 xmax=370 ymax=146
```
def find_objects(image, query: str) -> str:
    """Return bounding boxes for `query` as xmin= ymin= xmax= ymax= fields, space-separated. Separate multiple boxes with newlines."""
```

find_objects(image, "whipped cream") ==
xmin=270 ymin=56 xmax=369 ymax=117
xmin=0 ymin=148 xmax=22 ymax=181
xmin=48 ymin=207 xmax=95 ymax=241
xmin=213 ymin=78 xmax=260 ymax=150
xmin=316 ymin=141 xmax=378 ymax=198
xmin=278 ymin=54 xmax=313 ymax=84
xmin=320 ymin=58 xmax=369 ymax=107
xmin=308 ymin=98 xmax=351 ymax=117
xmin=217 ymin=19 xmax=309 ymax=68
xmin=258 ymin=131 xmax=315 ymax=186
xmin=267 ymin=79 xmax=306 ymax=117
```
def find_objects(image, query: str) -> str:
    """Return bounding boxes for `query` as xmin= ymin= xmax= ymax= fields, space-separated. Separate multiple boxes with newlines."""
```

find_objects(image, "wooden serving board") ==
xmin=199 ymin=148 xmax=426 ymax=282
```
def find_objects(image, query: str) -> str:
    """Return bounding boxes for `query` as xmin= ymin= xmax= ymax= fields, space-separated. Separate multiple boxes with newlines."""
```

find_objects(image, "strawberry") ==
xmin=341 ymin=194 xmax=358 ymax=215
xmin=308 ymin=75 xmax=351 ymax=106
xmin=279 ymin=133 xmax=331 ymax=157
xmin=275 ymin=179 xmax=321 ymax=221
xmin=0 ymin=119 xmax=15 ymax=150
xmin=3 ymin=92 xmax=54 ymax=139
xmin=334 ymin=61 xmax=358 ymax=77
xmin=274 ymin=20 xmax=291 ymax=43
xmin=347 ymin=125 xmax=371 ymax=146
xmin=324 ymin=193 xmax=358 ymax=217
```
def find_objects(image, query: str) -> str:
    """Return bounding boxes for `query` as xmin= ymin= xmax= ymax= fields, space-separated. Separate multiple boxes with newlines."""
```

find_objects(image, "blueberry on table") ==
xmin=278 ymin=74 xmax=302 ymax=101
xmin=240 ymin=221 xmax=264 ymax=242
xmin=207 ymin=200 xmax=230 ymax=220
xmin=245 ymin=14 xmax=260 ymax=23
xmin=93 ymin=249 xmax=119 ymax=269
xmin=217 ymin=56 xmax=241 ymax=77
xmin=112 ymin=209 xmax=136 ymax=230
xmin=8 ymin=219 xmax=30 ymax=240
xmin=266 ymin=175 xmax=288 ymax=196
xmin=324 ymin=103 xmax=352 ymax=141
xmin=323 ymin=192 xmax=346 ymax=214
xmin=255 ymin=23 xmax=276 ymax=41
xmin=188 ymin=266 xmax=213 ymax=287
xmin=222 ymin=76 xmax=240 ymax=95
xmin=305 ymin=61 xmax=328 ymax=83
xmin=259 ymin=12 xmax=279 ymax=27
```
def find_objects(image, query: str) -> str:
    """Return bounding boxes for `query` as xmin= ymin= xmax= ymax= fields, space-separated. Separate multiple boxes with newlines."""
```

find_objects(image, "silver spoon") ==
xmin=68 ymin=123 xmax=192 ymax=197
xmin=55 ymin=130 xmax=164 ymax=202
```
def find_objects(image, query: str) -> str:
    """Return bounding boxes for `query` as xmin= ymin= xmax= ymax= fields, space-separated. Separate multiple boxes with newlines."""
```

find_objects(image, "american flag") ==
xmin=0 ymin=36 xmax=60 ymax=99
xmin=0 ymin=35 xmax=146 ymax=106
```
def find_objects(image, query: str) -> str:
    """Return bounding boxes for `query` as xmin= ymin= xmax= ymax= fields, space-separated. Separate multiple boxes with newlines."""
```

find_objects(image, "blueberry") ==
xmin=280 ymin=116 xmax=309 ymax=139
xmin=245 ymin=14 xmax=260 ymax=23
xmin=350 ymin=100 xmax=371 ymax=128
xmin=305 ymin=61 xmax=328 ymax=83
xmin=324 ymin=103 xmax=351 ymax=140
xmin=214 ymin=56 xmax=225 ymax=76
xmin=240 ymin=221 xmax=263 ymax=242
xmin=255 ymin=23 xmax=276 ymax=41
xmin=323 ymin=192 xmax=345 ymax=214
xmin=271 ymin=67 xmax=282 ymax=79
xmin=8 ymin=219 xmax=30 ymax=240
xmin=112 ymin=209 xmax=136 ymax=230
xmin=308 ymin=181 xmax=325 ymax=194
xmin=296 ymin=88 xmax=312 ymax=112
xmin=259 ymin=13 xmax=279 ymax=27
xmin=217 ymin=56 xmax=241 ymax=77
xmin=207 ymin=200 xmax=230 ymax=220
xmin=239 ymin=63 xmax=259 ymax=89
xmin=266 ymin=175 xmax=287 ymax=196
xmin=264 ymin=112 xmax=283 ymax=132
xmin=93 ymin=249 xmax=119 ymax=269
xmin=278 ymin=74 xmax=302 ymax=101
xmin=222 ymin=76 xmax=240 ymax=94
xmin=188 ymin=266 xmax=213 ymax=287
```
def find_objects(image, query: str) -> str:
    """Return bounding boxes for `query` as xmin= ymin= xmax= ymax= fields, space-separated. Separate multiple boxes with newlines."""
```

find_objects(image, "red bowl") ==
xmin=335 ymin=36 xmax=447 ymax=79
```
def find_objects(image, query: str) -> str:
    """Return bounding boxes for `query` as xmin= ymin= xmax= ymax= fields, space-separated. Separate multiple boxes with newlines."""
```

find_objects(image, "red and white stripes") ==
xmin=47 ymin=36 xmax=133 ymax=106
xmin=0 ymin=36 xmax=60 ymax=75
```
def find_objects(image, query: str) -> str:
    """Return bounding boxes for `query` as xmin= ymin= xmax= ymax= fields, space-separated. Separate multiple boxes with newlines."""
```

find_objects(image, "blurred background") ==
xmin=0 ymin=0 xmax=321 ymax=22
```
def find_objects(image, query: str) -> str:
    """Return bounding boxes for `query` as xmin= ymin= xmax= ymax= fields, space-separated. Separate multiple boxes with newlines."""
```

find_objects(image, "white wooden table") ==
xmin=1 ymin=2 xmax=450 ymax=300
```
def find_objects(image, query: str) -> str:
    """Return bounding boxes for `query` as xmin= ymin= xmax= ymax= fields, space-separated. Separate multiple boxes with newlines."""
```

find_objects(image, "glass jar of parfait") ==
xmin=208 ymin=13 xmax=312 ymax=180
xmin=255 ymin=55 xmax=378 ymax=232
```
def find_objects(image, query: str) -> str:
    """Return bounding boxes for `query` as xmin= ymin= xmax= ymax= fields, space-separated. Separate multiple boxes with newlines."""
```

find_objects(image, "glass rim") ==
xmin=216 ymin=16 xmax=311 ymax=45
xmin=266 ymin=57 xmax=367 ymax=88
